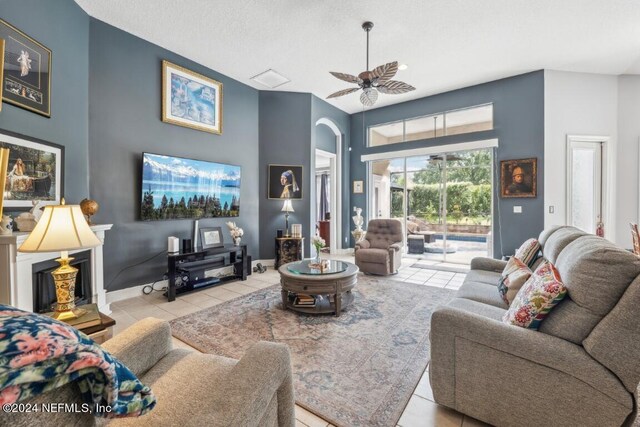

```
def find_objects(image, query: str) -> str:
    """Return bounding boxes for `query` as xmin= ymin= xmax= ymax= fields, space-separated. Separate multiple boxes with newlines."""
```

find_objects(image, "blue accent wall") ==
xmin=349 ymin=71 xmax=545 ymax=257
xmin=89 ymin=19 xmax=260 ymax=291
xmin=258 ymin=92 xmax=312 ymax=258
xmin=311 ymin=95 xmax=351 ymax=249
xmin=0 ymin=0 xmax=89 ymax=202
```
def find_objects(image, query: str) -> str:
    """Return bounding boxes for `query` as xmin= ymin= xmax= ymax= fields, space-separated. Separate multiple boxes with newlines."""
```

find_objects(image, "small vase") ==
xmin=315 ymin=250 xmax=321 ymax=263
xmin=233 ymin=237 xmax=241 ymax=246
xmin=0 ymin=215 xmax=13 ymax=236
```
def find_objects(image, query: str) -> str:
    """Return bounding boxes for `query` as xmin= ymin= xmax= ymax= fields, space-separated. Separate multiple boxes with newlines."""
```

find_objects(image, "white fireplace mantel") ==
xmin=0 ymin=224 xmax=113 ymax=314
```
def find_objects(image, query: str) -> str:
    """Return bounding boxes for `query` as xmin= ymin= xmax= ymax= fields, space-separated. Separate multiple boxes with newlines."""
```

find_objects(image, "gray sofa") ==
xmin=430 ymin=226 xmax=640 ymax=427
xmin=354 ymin=219 xmax=403 ymax=275
xmin=5 ymin=318 xmax=295 ymax=427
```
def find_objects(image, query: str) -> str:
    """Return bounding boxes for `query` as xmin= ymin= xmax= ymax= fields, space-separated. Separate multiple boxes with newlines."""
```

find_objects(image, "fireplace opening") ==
xmin=32 ymin=250 xmax=92 ymax=314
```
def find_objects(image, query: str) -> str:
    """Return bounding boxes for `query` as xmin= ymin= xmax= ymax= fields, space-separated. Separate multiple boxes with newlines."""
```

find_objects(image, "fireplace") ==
xmin=32 ymin=250 xmax=92 ymax=314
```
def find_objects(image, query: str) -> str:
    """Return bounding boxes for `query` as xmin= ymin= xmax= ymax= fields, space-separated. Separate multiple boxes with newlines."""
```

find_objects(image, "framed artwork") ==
xmin=0 ymin=39 xmax=4 ymax=113
xmin=0 ymin=129 xmax=63 ymax=207
xmin=200 ymin=226 xmax=224 ymax=249
xmin=353 ymin=180 xmax=364 ymax=194
xmin=268 ymin=165 xmax=303 ymax=199
xmin=162 ymin=60 xmax=223 ymax=134
xmin=500 ymin=158 xmax=537 ymax=198
xmin=0 ymin=19 xmax=52 ymax=117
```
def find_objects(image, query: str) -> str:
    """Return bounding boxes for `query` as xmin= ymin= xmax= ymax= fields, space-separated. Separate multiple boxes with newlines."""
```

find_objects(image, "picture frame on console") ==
xmin=0 ymin=129 xmax=63 ymax=208
xmin=200 ymin=226 xmax=224 ymax=249
xmin=161 ymin=60 xmax=223 ymax=135
xmin=0 ymin=19 xmax=52 ymax=117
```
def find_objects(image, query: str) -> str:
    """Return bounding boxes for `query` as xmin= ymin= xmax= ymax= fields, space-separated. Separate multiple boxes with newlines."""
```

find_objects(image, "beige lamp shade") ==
xmin=281 ymin=199 xmax=294 ymax=213
xmin=18 ymin=202 xmax=102 ymax=253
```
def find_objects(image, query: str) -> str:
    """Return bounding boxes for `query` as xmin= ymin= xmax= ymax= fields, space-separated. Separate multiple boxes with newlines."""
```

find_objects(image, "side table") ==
xmin=78 ymin=313 xmax=116 ymax=344
xmin=275 ymin=237 xmax=304 ymax=269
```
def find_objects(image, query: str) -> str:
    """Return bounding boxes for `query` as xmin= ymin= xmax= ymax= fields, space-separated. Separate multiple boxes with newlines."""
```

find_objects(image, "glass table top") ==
xmin=287 ymin=259 xmax=349 ymax=275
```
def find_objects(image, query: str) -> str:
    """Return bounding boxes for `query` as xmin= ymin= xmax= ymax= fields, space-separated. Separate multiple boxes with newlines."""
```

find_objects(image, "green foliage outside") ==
xmin=389 ymin=150 xmax=492 ymax=225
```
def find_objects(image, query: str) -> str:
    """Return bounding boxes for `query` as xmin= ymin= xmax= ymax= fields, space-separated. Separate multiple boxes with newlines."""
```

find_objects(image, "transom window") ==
xmin=368 ymin=104 xmax=493 ymax=147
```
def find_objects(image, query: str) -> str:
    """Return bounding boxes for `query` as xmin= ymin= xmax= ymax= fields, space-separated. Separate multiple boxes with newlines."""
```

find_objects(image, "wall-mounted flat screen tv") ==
xmin=141 ymin=152 xmax=241 ymax=220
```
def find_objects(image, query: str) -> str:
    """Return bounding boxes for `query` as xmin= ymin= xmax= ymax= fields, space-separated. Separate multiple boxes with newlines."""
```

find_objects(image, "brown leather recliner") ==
xmin=355 ymin=219 xmax=403 ymax=275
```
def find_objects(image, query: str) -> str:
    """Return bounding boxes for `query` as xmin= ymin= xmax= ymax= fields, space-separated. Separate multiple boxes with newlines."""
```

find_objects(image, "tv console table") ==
xmin=166 ymin=244 xmax=251 ymax=301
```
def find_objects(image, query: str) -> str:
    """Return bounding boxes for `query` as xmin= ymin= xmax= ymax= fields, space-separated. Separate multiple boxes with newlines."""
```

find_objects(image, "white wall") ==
xmin=544 ymin=70 xmax=619 ymax=241
xmin=617 ymin=75 xmax=640 ymax=245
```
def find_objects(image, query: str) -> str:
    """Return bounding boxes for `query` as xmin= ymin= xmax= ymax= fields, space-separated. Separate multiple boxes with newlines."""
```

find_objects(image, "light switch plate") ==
xmin=549 ymin=206 xmax=555 ymax=214
xmin=513 ymin=206 xmax=522 ymax=213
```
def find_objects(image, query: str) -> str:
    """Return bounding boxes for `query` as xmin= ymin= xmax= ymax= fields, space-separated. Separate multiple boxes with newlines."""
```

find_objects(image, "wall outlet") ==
xmin=549 ymin=206 xmax=555 ymax=214
xmin=513 ymin=206 xmax=522 ymax=214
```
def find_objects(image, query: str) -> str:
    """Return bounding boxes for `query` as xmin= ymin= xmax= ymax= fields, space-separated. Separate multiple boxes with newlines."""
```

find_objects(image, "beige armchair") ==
xmin=5 ymin=318 xmax=296 ymax=427
xmin=355 ymin=219 xmax=403 ymax=275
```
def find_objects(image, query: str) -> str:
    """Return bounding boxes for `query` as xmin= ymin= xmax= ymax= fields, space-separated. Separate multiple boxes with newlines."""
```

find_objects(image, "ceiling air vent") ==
xmin=250 ymin=69 xmax=290 ymax=89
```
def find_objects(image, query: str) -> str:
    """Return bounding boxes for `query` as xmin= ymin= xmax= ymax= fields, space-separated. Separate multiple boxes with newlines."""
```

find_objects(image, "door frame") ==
xmin=315 ymin=118 xmax=343 ymax=252
xmin=566 ymin=135 xmax=615 ymax=239
xmin=315 ymin=148 xmax=338 ymax=254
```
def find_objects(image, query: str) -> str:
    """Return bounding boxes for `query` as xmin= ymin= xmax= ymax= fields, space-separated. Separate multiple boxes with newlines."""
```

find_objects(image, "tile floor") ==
xmin=109 ymin=256 xmax=487 ymax=427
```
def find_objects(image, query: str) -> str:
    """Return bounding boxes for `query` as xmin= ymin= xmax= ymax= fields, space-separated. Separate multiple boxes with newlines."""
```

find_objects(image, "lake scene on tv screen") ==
xmin=141 ymin=153 xmax=240 ymax=220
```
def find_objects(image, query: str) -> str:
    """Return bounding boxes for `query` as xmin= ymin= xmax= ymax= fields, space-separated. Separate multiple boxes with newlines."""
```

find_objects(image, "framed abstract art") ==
xmin=162 ymin=60 xmax=223 ymax=134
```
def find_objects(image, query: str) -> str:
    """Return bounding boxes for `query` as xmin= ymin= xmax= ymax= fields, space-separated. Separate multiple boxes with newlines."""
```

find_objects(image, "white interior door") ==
xmin=567 ymin=140 xmax=603 ymax=234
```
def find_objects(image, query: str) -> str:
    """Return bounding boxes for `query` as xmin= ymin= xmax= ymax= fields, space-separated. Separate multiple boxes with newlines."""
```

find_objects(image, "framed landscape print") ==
xmin=268 ymin=164 xmax=303 ymax=199
xmin=0 ymin=129 xmax=63 ymax=207
xmin=162 ymin=60 xmax=223 ymax=134
xmin=500 ymin=158 xmax=537 ymax=198
xmin=0 ymin=19 xmax=52 ymax=117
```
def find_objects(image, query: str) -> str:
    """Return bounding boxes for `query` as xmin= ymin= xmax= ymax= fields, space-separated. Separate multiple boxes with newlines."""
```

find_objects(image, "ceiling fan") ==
xmin=327 ymin=21 xmax=415 ymax=107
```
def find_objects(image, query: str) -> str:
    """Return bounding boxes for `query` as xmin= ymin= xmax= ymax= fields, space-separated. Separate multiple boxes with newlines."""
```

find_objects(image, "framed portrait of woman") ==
xmin=268 ymin=165 xmax=303 ymax=199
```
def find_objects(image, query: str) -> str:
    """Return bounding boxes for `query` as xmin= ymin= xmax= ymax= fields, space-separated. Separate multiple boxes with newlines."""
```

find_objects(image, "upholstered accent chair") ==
xmin=5 ymin=318 xmax=296 ymax=427
xmin=355 ymin=219 xmax=403 ymax=275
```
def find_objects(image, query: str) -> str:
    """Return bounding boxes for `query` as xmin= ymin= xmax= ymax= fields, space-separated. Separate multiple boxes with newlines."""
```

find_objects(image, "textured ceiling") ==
xmin=75 ymin=0 xmax=640 ymax=114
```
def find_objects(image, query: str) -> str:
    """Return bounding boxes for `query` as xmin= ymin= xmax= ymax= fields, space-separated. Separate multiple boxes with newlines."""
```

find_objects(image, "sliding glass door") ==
xmin=369 ymin=148 xmax=493 ymax=265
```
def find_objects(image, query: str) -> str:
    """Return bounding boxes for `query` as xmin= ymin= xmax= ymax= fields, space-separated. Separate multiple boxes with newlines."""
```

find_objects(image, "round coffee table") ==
xmin=279 ymin=259 xmax=358 ymax=316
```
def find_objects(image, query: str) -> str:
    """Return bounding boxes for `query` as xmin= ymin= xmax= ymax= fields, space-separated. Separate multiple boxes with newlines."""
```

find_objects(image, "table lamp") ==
xmin=18 ymin=198 xmax=102 ymax=320
xmin=281 ymin=198 xmax=294 ymax=237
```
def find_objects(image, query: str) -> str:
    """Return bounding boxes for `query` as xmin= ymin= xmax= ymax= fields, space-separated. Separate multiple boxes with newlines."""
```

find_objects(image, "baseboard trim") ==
xmin=107 ymin=260 xmax=274 ymax=304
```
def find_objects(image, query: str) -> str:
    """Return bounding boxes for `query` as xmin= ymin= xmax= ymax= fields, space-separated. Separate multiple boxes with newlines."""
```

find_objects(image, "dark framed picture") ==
xmin=0 ymin=129 xmax=63 ymax=207
xmin=500 ymin=158 xmax=537 ymax=198
xmin=162 ymin=60 xmax=223 ymax=134
xmin=0 ymin=19 xmax=52 ymax=117
xmin=200 ymin=226 xmax=224 ymax=249
xmin=268 ymin=164 xmax=303 ymax=199
xmin=0 ymin=39 xmax=4 ymax=113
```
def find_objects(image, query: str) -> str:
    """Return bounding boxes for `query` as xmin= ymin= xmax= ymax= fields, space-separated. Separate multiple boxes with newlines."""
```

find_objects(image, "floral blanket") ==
xmin=0 ymin=305 xmax=156 ymax=418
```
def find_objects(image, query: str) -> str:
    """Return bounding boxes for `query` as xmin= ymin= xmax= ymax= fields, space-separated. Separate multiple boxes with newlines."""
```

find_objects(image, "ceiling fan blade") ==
xmin=360 ymin=88 xmax=378 ymax=106
xmin=377 ymin=80 xmax=416 ymax=94
xmin=329 ymin=71 xmax=362 ymax=84
xmin=371 ymin=61 xmax=398 ymax=83
xmin=326 ymin=87 xmax=360 ymax=99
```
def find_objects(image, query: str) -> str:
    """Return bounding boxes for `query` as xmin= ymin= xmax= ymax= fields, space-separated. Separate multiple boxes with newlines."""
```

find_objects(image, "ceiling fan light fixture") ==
xmin=326 ymin=21 xmax=415 ymax=107
xmin=398 ymin=64 xmax=408 ymax=71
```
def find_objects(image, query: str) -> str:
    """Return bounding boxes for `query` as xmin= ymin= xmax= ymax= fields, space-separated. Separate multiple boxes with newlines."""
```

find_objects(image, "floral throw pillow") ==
xmin=503 ymin=261 xmax=567 ymax=329
xmin=514 ymin=238 xmax=541 ymax=267
xmin=0 ymin=305 xmax=156 ymax=418
xmin=497 ymin=257 xmax=532 ymax=305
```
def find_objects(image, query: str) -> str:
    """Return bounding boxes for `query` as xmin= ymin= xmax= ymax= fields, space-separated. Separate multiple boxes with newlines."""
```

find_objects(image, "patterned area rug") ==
xmin=170 ymin=275 xmax=453 ymax=427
